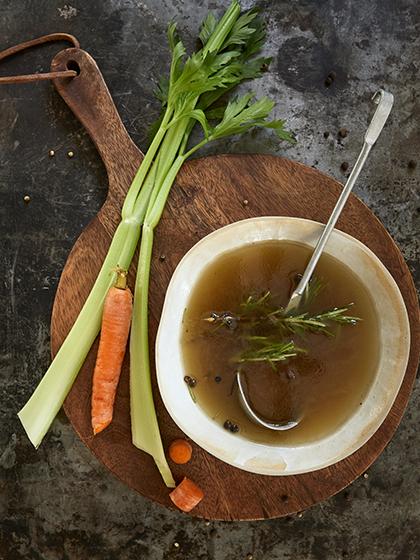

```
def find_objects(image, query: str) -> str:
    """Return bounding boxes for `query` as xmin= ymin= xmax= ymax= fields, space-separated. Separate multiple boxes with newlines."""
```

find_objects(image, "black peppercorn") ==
xmin=214 ymin=376 xmax=222 ymax=383
xmin=224 ymin=420 xmax=239 ymax=433
xmin=223 ymin=420 xmax=233 ymax=431
xmin=184 ymin=376 xmax=197 ymax=387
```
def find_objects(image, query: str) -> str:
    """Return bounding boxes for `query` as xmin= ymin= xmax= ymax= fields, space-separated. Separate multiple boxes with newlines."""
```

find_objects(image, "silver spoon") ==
xmin=286 ymin=89 xmax=394 ymax=313
xmin=237 ymin=370 xmax=300 ymax=431
xmin=237 ymin=89 xmax=394 ymax=431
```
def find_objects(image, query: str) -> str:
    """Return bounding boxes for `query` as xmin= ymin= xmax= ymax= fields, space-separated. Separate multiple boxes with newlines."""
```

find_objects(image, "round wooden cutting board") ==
xmin=50 ymin=48 xmax=419 ymax=520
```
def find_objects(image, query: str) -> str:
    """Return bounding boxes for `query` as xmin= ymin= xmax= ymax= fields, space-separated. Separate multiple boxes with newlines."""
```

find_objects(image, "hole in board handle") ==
xmin=66 ymin=60 xmax=81 ymax=76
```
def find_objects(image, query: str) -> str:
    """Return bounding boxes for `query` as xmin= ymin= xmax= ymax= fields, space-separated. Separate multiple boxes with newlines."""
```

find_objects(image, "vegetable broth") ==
xmin=181 ymin=241 xmax=379 ymax=445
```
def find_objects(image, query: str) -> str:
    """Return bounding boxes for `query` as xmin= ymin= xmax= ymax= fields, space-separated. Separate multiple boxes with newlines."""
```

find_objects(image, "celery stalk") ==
xmin=129 ymin=225 xmax=175 ymax=488
xmin=128 ymin=0 xmax=276 ymax=486
xmin=122 ymin=107 xmax=172 ymax=219
xmin=130 ymin=158 xmax=184 ymax=486
xmin=18 ymin=219 xmax=140 ymax=447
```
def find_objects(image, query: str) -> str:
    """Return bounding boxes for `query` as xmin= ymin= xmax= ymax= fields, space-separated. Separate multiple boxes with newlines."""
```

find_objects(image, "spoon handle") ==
xmin=286 ymin=89 xmax=394 ymax=312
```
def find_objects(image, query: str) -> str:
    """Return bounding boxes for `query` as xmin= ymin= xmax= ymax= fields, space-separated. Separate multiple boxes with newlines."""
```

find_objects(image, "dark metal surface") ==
xmin=0 ymin=1 xmax=419 ymax=558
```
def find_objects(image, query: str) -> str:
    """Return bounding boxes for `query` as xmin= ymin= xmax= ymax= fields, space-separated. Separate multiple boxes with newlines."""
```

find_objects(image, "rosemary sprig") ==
xmin=301 ymin=275 xmax=325 ymax=307
xmin=208 ymin=286 xmax=361 ymax=337
xmin=203 ymin=274 xmax=362 ymax=368
xmin=239 ymin=290 xmax=272 ymax=316
xmin=235 ymin=338 xmax=303 ymax=368
xmin=276 ymin=305 xmax=361 ymax=337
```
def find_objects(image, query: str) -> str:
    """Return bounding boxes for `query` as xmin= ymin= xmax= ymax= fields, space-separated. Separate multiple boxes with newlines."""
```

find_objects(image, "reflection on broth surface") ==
xmin=181 ymin=241 xmax=379 ymax=445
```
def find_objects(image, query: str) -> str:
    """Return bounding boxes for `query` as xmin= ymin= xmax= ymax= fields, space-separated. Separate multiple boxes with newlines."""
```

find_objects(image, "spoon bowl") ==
xmin=236 ymin=370 xmax=300 ymax=431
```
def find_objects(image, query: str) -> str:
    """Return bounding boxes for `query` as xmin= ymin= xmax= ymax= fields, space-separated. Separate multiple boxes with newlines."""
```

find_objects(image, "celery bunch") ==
xmin=18 ymin=0 xmax=292 ymax=487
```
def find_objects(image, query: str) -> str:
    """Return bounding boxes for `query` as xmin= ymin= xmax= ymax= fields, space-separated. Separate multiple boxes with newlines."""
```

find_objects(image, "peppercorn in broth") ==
xmin=181 ymin=241 xmax=379 ymax=445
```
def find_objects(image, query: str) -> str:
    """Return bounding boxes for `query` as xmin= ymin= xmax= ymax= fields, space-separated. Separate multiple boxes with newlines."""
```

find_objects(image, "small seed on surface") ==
xmin=214 ymin=376 xmax=222 ymax=383
xmin=48 ymin=149 xmax=55 ymax=157
xmin=159 ymin=254 xmax=166 ymax=262
xmin=243 ymin=199 xmax=249 ymax=206
xmin=363 ymin=472 xmax=369 ymax=479
xmin=246 ymin=554 xmax=254 ymax=560
xmin=297 ymin=512 xmax=303 ymax=518
xmin=23 ymin=195 xmax=31 ymax=203
xmin=324 ymin=71 xmax=336 ymax=87
xmin=173 ymin=542 xmax=180 ymax=549
xmin=67 ymin=150 xmax=74 ymax=158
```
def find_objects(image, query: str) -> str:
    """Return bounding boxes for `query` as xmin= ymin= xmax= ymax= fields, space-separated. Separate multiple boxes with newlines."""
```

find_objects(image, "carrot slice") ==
xmin=91 ymin=270 xmax=132 ymax=435
xmin=169 ymin=439 xmax=193 ymax=464
xmin=169 ymin=477 xmax=204 ymax=512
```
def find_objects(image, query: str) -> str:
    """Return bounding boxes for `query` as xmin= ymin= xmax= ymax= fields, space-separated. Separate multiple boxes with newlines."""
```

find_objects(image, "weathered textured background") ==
xmin=0 ymin=0 xmax=419 ymax=558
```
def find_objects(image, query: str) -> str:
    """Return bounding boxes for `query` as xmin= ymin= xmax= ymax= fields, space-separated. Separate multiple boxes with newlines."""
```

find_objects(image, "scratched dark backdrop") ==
xmin=0 ymin=1 xmax=419 ymax=559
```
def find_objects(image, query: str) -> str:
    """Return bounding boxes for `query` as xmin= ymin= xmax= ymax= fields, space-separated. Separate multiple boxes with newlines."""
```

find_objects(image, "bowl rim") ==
xmin=155 ymin=216 xmax=411 ymax=476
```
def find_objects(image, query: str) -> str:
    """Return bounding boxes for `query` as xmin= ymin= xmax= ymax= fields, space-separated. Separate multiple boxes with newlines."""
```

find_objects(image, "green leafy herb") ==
xmin=301 ymin=275 xmax=325 ymax=308
xmin=204 ymin=280 xmax=361 ymax=367
xmin=235 ymin=338 xmax=303 ymax=368
xmin=205 ymin=93 xmax=292 ymax=142
xmin=223 ymin=8 xmax=260 ymax=48
xmin=212 ymin=287 xmax=360 ymax=336
xmin=199 ymin=12 xmax=218 ymax=45
xmin=276 ymin=305 xmax=361 ymax=337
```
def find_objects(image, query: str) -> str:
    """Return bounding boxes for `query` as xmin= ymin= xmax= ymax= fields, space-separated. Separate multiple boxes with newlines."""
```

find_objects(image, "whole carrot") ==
xmin=91 ymin=269 xmax=133 ymax=435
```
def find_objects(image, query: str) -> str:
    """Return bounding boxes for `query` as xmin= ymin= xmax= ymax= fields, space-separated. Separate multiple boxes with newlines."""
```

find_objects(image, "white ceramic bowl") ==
xmin=156 ymin=217 xmax=410 ymax=475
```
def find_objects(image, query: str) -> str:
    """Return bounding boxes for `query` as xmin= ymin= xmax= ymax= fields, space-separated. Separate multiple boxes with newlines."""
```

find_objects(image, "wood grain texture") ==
xmin=49 ymin=49 xmax=420 ymax=520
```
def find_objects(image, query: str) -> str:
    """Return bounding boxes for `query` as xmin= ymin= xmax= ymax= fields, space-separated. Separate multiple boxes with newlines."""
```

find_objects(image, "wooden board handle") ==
xmin=51 ymin=48 xmax=142 ymax=207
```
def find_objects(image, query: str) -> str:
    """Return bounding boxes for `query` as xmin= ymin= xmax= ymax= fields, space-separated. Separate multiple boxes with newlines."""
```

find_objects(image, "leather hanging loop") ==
xmin=0 ymin=33 xmax=80 ymax=84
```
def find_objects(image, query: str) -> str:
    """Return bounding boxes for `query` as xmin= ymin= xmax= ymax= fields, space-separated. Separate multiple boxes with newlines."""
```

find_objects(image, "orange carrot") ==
xmin=91 ymin=269 xmax=132 ymax=435
xmin=169 ymin=439 xmax=193 ymax=464
xmin=169 ymin=477 xmax=204 ymax=512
